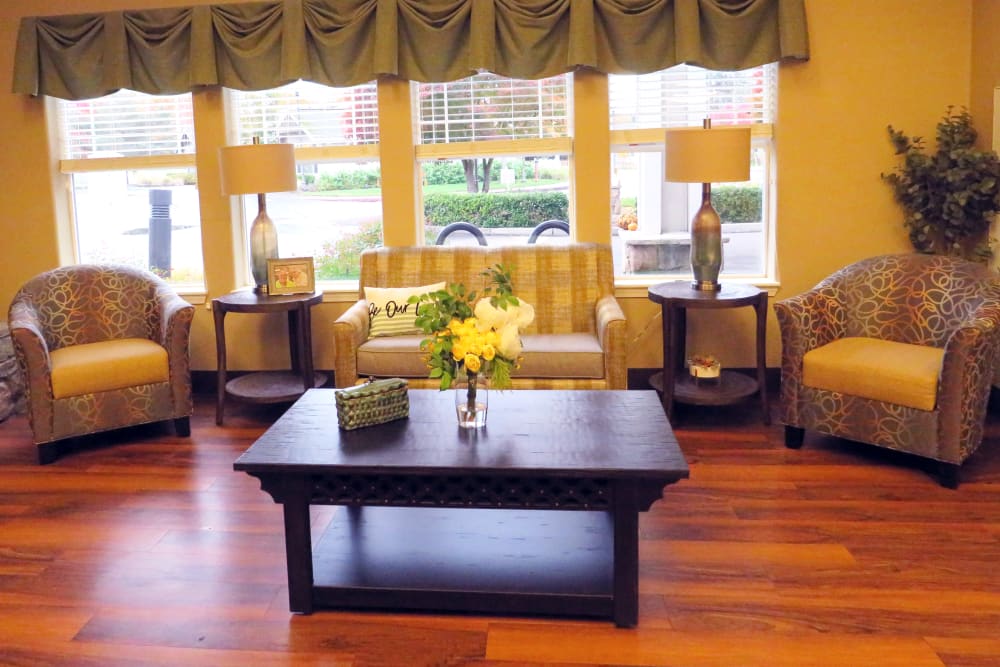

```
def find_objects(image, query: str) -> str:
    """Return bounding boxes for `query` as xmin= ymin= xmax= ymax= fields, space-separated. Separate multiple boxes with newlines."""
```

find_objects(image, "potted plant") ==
xmin=882 ymin=107 xmax=1000 ymax=262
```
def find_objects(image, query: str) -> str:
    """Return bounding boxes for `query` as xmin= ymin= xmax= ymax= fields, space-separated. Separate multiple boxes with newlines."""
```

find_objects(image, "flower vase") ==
xmin=455 ymin=372 xmax=488 ymax=428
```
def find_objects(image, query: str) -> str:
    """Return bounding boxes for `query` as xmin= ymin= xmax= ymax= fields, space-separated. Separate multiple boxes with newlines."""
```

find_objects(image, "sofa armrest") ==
xmin=595 ymin=294 xmax=627 ymax=389
xmin=8 ymin=299 xmax=54 ymax=443
xmin=937 ymin=306 xmax=1000 ymax=463
xmin=333 ymin=299 xmax=371 ymax=387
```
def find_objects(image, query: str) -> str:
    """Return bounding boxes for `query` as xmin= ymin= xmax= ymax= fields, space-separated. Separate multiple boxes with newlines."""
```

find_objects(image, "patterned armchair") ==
xmin=774 ymin=254 xmax=1000 ymax=488
xmin=8 ymin=265 xmax=194 ymax=463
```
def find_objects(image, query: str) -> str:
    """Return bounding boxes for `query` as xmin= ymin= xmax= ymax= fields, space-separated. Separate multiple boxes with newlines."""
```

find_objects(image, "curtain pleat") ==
xmin=12 ymin=0 xmax=809 ymax=100
xmin=493 ymin=0 xmax=573 ymax=80
xmin=210 ymin=2 xmax=290 ymax=90
xmin=302 ymin=0 xmax=378 ymax=87
xmin=395 ymin=0 xmax=474 ymax=82
xmin=122 ymin=9 xmax=195 ymax=94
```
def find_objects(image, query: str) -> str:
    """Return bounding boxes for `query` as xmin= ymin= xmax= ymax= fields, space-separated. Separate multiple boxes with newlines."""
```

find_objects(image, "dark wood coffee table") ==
xmin=233 ymin=388 xmax=688 ymax=627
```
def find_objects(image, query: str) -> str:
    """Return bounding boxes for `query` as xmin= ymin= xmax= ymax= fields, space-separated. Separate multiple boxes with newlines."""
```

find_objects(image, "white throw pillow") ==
xmin=364 ymin=282 xmax=445 ymax=338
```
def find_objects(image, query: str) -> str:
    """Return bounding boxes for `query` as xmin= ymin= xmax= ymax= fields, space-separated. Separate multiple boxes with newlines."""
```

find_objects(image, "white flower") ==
xmin=496 ymin=323 xmax=523 ymax=359
xmin=474 ymin=299 xmax=504 ymax=330
xmin=474 ymin=298 xmax=535 ymax=331
xmin=512 ymin=300 xmax=534 ymax=328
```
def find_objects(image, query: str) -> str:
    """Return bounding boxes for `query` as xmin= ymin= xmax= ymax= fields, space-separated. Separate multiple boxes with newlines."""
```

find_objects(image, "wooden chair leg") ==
xmin=937 ymin=462 xmax=960 ymax=489
xmin=174 ymin=416 xmax=191 ymax=437
xmin=37 ymin=441 xmax=60 ymax=465
xmin=784 ymin=425 xmax=805 ymax=449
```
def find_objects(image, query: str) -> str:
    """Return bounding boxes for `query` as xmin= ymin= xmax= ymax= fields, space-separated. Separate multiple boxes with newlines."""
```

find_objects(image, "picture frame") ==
xmin=267 ymin=257 xmax=315 ymax=295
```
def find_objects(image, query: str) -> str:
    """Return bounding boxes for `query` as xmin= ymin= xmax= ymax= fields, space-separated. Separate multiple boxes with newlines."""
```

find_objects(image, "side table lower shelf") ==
xmin=650 ymin=370 xmax=759 ymax=407
xmin=226 ymin=371 xmax=328 ymax=404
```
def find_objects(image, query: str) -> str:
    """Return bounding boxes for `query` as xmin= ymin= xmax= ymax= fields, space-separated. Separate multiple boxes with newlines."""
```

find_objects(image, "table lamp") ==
xmin=219 ymin=137 xmax=297 ymax=293
xmin=664 ymin=119 xmax=751 ymax=291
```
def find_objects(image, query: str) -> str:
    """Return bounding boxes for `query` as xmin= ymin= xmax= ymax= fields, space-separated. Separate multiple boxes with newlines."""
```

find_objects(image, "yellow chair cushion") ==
xmin=50 ymin=338 xmax=169 ymax=399
xmin=802 ymin=337 xmax=944 ymax=411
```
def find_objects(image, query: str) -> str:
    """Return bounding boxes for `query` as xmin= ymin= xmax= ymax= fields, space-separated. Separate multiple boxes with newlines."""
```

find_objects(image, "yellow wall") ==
xmin=972 ymin=0 xmax=1000 ymax=151
xmin=0 ymin=0 xmax=987 ymax=377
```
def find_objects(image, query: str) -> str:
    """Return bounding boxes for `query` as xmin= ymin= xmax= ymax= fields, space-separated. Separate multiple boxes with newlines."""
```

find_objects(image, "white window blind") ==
xmin=418 ymin=73 xmax=571 ymax=144
xmin=231 ymin=80 xmax=379 ymax=148
xmin=58 ymin=90 xmax=194 ymax=160
xmin=609 ymin=63 xmax=776 ymax=130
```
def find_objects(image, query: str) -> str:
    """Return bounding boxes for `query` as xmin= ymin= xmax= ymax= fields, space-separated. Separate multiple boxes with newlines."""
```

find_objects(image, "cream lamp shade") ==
xmin=664 ymin=122 xmax=751 ymax=292
xmin=218 ymin=142 xmax=297 ymax=196
xmin=218 ymin=139 xmax=298 ymax=293
xmin=664 ymin=126 xmax=751 ymax=184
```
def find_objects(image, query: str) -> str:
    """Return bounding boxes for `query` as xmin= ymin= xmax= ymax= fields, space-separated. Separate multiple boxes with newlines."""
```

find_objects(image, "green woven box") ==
xmin=335 ymin=378 xmax=409 ymax=430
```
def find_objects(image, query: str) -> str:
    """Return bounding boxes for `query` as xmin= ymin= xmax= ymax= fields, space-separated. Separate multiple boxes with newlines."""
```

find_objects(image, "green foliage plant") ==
xmin=882 ymin=107 xmax=1000 ymax=261
xmin=423 ymin=191 xmax=568 ymax=228
xmin=314 ymin=221 xmax=382 ymax=279
xmin=711 ymin=185 xmax=762 ymax=223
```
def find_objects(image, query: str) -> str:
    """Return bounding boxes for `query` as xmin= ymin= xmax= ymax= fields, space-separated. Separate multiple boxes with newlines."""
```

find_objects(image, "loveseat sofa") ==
xmin=333 ymin=243 xmax=626 ymax=389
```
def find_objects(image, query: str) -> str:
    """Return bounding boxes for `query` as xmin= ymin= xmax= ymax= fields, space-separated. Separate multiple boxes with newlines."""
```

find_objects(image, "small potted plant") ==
xmin=687 ymin=353 xmax=721 ymax=382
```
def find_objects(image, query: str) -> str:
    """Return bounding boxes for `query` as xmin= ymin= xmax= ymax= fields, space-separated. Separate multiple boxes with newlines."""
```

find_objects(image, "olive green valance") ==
xmin=13 ymin=0 xmax=809 ymax=101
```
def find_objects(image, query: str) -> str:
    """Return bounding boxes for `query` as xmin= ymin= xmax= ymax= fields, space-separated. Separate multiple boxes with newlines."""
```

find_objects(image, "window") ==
xmin=230 ymin=80 xmax=382 ymax=281
xmin=57 ymin=90 xmax=203 ymax=286
xmin=609 ymin=64 xmax=776 ymax=279
xmin=416 ymin=73 xmax=572 ymax=247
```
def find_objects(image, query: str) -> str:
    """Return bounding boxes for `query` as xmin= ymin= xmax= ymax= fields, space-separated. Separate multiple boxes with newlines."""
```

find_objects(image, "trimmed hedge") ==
xmin=712 ymin=185 xmax=762 ymax=223
xmin=424 ymin=191 xmax=569 ymax=228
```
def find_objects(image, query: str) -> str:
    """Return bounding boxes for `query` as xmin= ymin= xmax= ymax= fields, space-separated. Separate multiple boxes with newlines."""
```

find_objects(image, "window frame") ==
xmin=413 ymin=73 xmax=575 ymax=246
xmin=226 ymin=81 xmax=384 ymax=289
xmin=53 ymin=91 xmax=206 ymax=295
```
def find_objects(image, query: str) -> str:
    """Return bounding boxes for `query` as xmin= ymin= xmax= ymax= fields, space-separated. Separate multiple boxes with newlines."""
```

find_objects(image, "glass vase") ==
xmin=455 ymin=371 xmax=488 ymax=428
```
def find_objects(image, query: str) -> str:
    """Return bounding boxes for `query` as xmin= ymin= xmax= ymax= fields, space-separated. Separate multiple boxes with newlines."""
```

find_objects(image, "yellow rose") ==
xmin=482 ymin=343 xmax=496 ymax=361
xmin=448 ymin=318 xmax=463 ymax=333
xmin=464 ymin=353 xmax=482 ymax=373
xmin=452 ymin=340 xmax=467 ymax=360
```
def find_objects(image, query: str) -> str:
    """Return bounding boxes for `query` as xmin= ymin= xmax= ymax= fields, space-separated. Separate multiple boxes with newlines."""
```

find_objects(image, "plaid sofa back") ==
xmin=358 ymin=244 xmax=615 ymax=335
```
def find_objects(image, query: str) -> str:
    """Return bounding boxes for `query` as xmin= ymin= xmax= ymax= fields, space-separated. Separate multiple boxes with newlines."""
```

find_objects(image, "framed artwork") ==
xmin=267 ymin=257 xmax=315 ymax=295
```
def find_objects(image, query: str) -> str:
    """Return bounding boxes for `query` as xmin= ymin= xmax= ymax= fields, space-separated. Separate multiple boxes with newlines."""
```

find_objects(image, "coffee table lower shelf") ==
xmin=310 ymin=506 xmax=615 ymax=620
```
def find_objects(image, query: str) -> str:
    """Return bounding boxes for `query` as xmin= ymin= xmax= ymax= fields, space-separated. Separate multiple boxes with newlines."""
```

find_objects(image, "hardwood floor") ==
xmin=0 ymin=391 xmax=998 ymax=666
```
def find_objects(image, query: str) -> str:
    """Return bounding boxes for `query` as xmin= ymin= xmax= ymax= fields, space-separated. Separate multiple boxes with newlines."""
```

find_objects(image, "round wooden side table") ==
xmin=213 ymin=290 xmax=327 ymax=425
xmin=647 ymin=281 xmax=770 ymax=424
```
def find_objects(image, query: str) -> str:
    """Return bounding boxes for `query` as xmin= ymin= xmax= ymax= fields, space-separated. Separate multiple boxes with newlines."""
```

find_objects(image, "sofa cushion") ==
xmin=802 ymin=336 xmax=943 ymax=411
xmin=50 ymin=338 xmax=169 ymax=399
xmin=517 ymin=333 xmax=605 ymax=379
xmin=364 ymin=282 xmax=445 ymax=338
xmin=356 ymin=332 xmax=606 ymax=381
xmin=357 ymin=335 xmax=431 ymax=378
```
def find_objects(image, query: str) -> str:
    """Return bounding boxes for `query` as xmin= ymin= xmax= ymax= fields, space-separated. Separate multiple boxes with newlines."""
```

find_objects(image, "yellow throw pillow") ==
xmin=365 ymin=282 xmax=445 ymax=338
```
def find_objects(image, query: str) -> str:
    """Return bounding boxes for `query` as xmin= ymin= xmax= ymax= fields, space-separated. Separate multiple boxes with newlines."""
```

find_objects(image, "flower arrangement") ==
xmin=408 ymin=264 xmax=534 ymax=392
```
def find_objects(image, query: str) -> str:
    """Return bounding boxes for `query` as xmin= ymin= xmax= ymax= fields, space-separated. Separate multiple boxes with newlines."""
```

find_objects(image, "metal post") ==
xmin=148 ymin=189 xmax=172 ymax=278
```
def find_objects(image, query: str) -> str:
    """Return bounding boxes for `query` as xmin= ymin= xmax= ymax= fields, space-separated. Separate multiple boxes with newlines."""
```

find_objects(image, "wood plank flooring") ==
xmin=0 ymin=392 xmax=998 ymax=666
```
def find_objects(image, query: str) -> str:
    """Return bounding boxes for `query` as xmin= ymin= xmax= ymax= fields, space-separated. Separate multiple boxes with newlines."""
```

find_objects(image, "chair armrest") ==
xmin=937 ymin=307 xmax=1000 ymax=463
xmin=8 ymin=299 xmax=54 ymax=443
xmin=333 ymin=300 xmax=371 ymax=388
xmin=773 ymin=289 xmax=845 ymax=426
xmin=161 ymin=296 xmax=194 ymax=412
xmin=595 ymin=294 xmax=627 ymax=389
xmin=153 ymin=286 xmax=193 ymax=345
